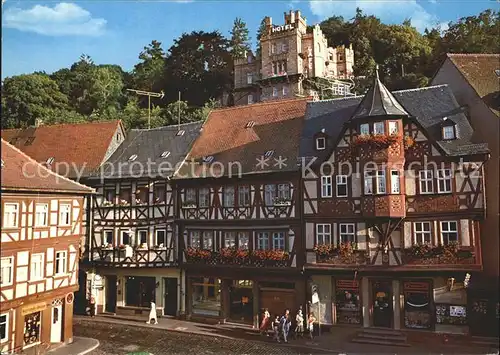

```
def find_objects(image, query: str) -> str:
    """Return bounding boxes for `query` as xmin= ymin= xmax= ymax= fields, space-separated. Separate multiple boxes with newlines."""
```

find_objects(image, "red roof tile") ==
xmin=176 ymin=98 xmax=309 ymax=178
xmin=1 ymin=120 xmax=124 ymax=179
xmin=447 ymin=54 xmax=500 ymax=116
xmin=1 ymin=139 xmax=94 ymax=194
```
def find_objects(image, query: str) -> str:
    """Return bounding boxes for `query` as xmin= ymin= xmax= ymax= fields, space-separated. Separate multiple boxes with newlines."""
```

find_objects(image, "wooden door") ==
xmin=372 ymin=280 xmax=392 ymax=328
xmin=164 ymin=278 xmax=178 ymax=316
xmin=260 ymin=290 xmax=295 ymax=317
xmin=106 ymin=275 xmax=117 ymax=313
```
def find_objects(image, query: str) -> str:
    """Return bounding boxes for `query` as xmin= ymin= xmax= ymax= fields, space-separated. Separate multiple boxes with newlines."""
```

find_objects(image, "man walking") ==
xmin=280 ymin=309 xmax=291 ymax=343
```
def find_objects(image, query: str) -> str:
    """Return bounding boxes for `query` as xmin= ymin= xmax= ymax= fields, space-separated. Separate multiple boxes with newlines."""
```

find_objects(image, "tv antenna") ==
xmin=126 ymin=89 xmax=165 ymax=129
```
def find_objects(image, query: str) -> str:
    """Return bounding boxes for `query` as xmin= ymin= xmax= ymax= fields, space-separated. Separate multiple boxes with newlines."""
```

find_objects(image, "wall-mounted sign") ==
xmin=272 ymin=24 xmax=295 ymax=33
xmin=22 ymin=302 xmax=47 ymax=316
xmin=93 ymin=274 xmax=103 ymax=289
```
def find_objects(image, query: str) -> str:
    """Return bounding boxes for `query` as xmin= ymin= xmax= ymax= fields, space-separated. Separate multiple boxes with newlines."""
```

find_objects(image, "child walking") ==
xmin=307 ymin=312 xmax=316 ymax=340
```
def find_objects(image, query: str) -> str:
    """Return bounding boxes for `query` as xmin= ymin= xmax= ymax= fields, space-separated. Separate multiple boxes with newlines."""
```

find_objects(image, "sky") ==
xmin=1 ymin=0 xmax=497 ymax=78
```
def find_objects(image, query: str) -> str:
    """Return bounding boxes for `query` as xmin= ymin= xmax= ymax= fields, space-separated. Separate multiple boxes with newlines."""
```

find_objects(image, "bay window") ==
xmin=390 ymin=170 xmax=400 ymax=194
xmin=377 ymin=170 xmax=386 ymax=194
xmin=365 ymin=169 xmax=386 ymax=195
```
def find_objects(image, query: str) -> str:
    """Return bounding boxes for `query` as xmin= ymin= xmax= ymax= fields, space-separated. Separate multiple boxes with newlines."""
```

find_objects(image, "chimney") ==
xmin=290 ymin=10 xmax=296 ymax=23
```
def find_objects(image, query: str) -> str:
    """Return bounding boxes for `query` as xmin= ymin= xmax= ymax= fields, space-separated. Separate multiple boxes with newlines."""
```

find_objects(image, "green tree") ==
xmin=89 ymin=66 xmax=125 ymax=117
xmin=230 ymin=17 xmax=251 ymax=59
xmin=119 ymin=97 xmax=164 ymax=130
xmin=255 ymin=18 xmax=267 ymax=56
xmin=1 ymin=74 xmax=69 ymax=128
xmin=132 ymin=40 xmax=166 ymax=92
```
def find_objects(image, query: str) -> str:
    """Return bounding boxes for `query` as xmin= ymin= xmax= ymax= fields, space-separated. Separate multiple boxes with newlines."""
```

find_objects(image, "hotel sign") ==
xmin=22 ymin=302 xmax=47 ymax=316
xmin=272 ymin=24 xmax=295 ymax=33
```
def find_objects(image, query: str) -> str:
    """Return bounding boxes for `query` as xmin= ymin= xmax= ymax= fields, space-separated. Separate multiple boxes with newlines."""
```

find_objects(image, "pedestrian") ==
xmin=307 ymin=312 xmax=316 ymax=340
xmin=295 ymin=308 xmax=304 ymax=339
xmin=259 ymin=308 xmax=270 ymax=336
xmin=272 ymin=315 xmax=281 ymax=343
xmin=89 ymin=295 xmax=96 ymax=318
xmin=146 ymin=301 xmax=158 ymax=324
xmin=280 ymin=309 xmax=291 ymax=343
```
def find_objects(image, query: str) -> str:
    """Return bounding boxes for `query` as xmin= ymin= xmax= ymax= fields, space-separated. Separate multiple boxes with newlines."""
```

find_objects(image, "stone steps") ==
xmin=470 ymin=336 xmax=499 ymax=349
xmin=351 ymin=328 xmax=410 ymax=347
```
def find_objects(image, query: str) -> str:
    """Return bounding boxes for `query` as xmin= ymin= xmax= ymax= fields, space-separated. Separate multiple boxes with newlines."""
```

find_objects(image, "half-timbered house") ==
xmin=1 ymin=139 xmax=94 ymax=354
xmin=173 ymin=98 xmax=308 ymax=326
xmin=299 ymin=70 xmax=489 ymax=334
xmin=85 ymin=122 xmax=202 ymax=318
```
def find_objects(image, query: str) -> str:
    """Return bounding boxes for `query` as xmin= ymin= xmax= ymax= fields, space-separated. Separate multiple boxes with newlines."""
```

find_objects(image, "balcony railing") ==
xmin=91 ymin=245 xmax=176 ymax=266
xmin=185 ymin=247 xmax=291 ymax=268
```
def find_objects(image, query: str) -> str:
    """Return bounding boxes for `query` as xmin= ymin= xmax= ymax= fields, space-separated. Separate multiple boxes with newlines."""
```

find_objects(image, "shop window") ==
xmin=125 ymin=276 xmax=156 ymax=308
xmin=191 ymin=277 xmax=221 ymax=316
xmin=335 ymin=280 xmax=361 ymax=324
xmin=229 ymin=280 xmax=253 ymax=322
xmin=403 ymin=282 xmax=431 ymax=329
xmin=23 ymin=312 xmax=41 ymax=347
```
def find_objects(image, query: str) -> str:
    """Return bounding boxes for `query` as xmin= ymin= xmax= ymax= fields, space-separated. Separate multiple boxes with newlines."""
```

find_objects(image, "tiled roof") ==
xmin=174 ymin=98 xmax=309 ymax=179
xmin=350 ymin=69 xmax=409 ymax=120
xmin=1 ymin=139 xmax=94 ymax=194
xmin=1 ymin=120 xmax=123 ymax=179
xmin=447 ymin=54 xmax=500 ymax=116
xmin=299 ymin=85 xmax=489 ymax=161
xmin=94 ymin=121 xmax=203 ymax=179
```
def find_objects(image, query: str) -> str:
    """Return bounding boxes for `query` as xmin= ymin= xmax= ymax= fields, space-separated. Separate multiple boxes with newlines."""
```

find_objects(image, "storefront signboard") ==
xmin=22 ymin=302 xmax=46 ymax=316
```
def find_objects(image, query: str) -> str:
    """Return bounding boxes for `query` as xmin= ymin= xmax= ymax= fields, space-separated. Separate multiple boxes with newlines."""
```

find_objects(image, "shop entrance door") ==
xmin=229 ymin=280 xmax=253 ymax=323
xmin=163 ymin=278 xmax=178 ymax=317
xmin=50 ymin=305 xmax=63 ymax=343
xmin=105 ymin=275 xmax=117 ymax=313
xmin=372 ymin=280 xmax=392 ymax=328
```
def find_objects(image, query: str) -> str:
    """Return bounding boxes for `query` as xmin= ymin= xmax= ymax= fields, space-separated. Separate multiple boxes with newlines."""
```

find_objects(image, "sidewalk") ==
xmin=48 ymin=337 xmax=100 ymax=355
xmin=74 ymin=314 xmax=497 ymax=354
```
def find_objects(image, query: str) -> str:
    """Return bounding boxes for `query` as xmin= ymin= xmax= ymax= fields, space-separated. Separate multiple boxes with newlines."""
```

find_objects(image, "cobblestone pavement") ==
xmin=74 ymin=319 xmax=327 ymax=355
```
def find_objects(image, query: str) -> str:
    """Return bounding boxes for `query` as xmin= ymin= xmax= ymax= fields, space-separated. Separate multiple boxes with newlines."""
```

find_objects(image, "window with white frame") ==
xmin=247 ymin=73 xmax=253 ymax=84
xmin=374 ymin=122 xmax=385 ymax=135
xmin=264 ymin=185 xmax=275 ymax=206
xmin=30 ymin=253 xmax=44 ymax=281
xmin=359 ymin=123 xmax=369 ymax=135
xmin=185 ymin=188 xmax=196 ymax=204
xmin=442 ymin=125 xmax=455 ymax=140
xmin=55 ymin=251 xmax=67 ymax=275
xmin=59 ymin=203 xmax=71 ymax=226
xmin=155 ymin=229 xmax=166 ymax=247
xmin=189 ymin=231 xmax=201 ymax=248
xmin=138 ymin=230 xmax=148 ymax=245
xmin=390 ymin=170 xmax=400 ymax=194
xmin=257 ymin=232 xmax=270 ymax=250
xmin=414 ymin=222 xmax=432 ymax=244
xmin=198 ymin=188 xmax=210 ymax=208
xmin=272 ymin=87 xmax=278 ymax=97
xmin=440 ymin=221 xmax=458 ymax=244
xmin=376 ymin=170 xmax=386 ymax=194
xmin=389 ymin=121 xmax=398 ymax=134
xmin=224 ymin=232 xmax=236 ymax=248
xmin=316 ymin=137 xmax=326 ymax=150
xmin=202 ymin=231 xmax=213 ymax=250
xmin=321 ymin=176 xmax=332 ymax=198
xmin=364 ymin=171 xmax=374 ymax=194
xmin=437 ymin=169 xmax=452 ymax=193
xmin=238 ymin=186 xmax=250 ymax=206
xmin=272 ymin=232 xmax=285 ymax=250
xmin=2 ymin=203 xmax=18 ymax=228
xmin=0 ymin=257 xmax=13 ymax=286
xmin=339 ymin=224 xmax=355 ymax=243
xmin=247 ymin=94 xmax=254 ymax=105
xmin=336 ymin=175 xmax=348 ymax=197
xmin=223 ymin=186 xmax=235 ymax=207
xmin=238 ymin=232 xmax=249 ymax=249
xmin=419 ymin=170 xmax=434 ymax=194
xmin=35 ymin=203 xmax=48 ymax=227
xmin=316 ymin=224 xmax=331 ymax=245
xmin=0 ymin=313 xmax=8 ymax=343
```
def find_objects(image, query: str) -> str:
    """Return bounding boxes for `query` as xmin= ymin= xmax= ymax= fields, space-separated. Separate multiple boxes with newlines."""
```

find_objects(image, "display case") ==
xmin=403 ymin=281 xmax=432 ymax=329
xmin=335 ymin=280 xmax=361 ymax=325
xmin=435 ymin=304 xmax=467 ymax=325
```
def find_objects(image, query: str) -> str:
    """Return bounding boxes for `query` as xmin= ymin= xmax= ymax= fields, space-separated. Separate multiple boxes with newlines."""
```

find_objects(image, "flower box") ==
xmin=402 ymin=243 xmax=475 ymax=265
xmin=102 ymin=201 xmax=114 ymax=207
xmin=273 ymin=197 xmax=291 ymax=207
xmin=314 ymin=242 xmax=368 ymax=265
xmin=352 ymin=134 xmax=400 ymax=151
xmin=182 ymin=201 xmax=197 ymax=209
xmin=101 ymin=243 xmax=113 ymax=249
xmin=185 ymin=248 xmax=290 ymax=267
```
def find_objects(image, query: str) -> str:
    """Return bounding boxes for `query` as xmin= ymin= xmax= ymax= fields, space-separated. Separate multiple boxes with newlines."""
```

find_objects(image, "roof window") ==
xmin=176 ymin=130 xmax=185 ymax=136
xmin=46 ymin=157 xmax=54 ymax=165
xmin=264 ymin=150 xmax=274 ymax=158
xmin=129 ymin=154 xmax=138 ymax=161
xmin=202 ymin=156 xmax=214 ymax=163
xmin=245 ymin=121 xmax=255 ymax=128
xmin=442 ymin=125 xmax=456 ymax=140
xmin=316 ymin=137 xmax=326 ymax=150
xmin=161 ymin=151 xmax=171 ymax=158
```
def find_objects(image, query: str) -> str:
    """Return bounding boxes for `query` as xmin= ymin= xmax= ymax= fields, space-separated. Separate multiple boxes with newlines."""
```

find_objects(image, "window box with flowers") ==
xmin=153 ymin=243 xmax=167 ymax=250
xmin=252 ymin=249 xmax=290 ymax=267
xmin=135 ymin=198 xmax=148 ymax=206
xmin=101 ymin=243 xmax=113 ymax=250
xmin=273 ymin=197 xmax=292 ymax=207
xmin=118 ymin=199 xmax=130 ymax=206
xmin=135 ymin=243 xmax=148 ymax=250
xmin=118 ymin=244 xmax=128 ymax=250
xmin=402 ymin=243 xmax=475 ymax=265
xmin=182 ymin=201 xmax=197 ymax=209
xmin=351 ymin=134 xmax=401 ymax=151
xmin=185 ymin=247 xmax=215 ymax=264
xmin=403 ymin=135 xmax=415 ymax=150
xmin=102 ymin=200 xmax=114 ymax=207
xmin=314 ymin=242 xmax=368 ymax=265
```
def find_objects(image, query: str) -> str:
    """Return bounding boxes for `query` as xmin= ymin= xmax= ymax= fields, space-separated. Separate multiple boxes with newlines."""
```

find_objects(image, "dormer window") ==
xmin=176 ymin=130 xmax=185 ymax=136
xmin=442 ymin=125 xmax=456 ymax=140
xmin=117 ymin=133 xmax=121 ymax=141
xmin=359 ymin=124 xmax=369 ymax=135
xmin=129 ymin=154 xmax=138 ymax=161
xmin=316 ymin=137 xmax=326 ymax=150
xmin=160 ymin=151 xmax=170 ymax=158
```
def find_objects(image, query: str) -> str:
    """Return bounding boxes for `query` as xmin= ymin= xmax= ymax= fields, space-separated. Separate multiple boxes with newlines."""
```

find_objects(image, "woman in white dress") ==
xmin=147 ymin=301 xmax=158 ymax=324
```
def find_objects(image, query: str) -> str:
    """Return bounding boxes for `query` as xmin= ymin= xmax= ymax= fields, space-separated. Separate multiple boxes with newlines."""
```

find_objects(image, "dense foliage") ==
xmin=1 ymin=9 xmax=498 ymax=129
